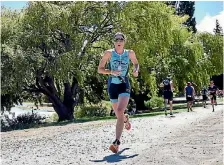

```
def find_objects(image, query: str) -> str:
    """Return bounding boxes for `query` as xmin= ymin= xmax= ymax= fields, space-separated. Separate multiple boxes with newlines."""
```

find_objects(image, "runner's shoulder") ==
xmin=104 ymin=49 xmax=113 ymax=58
xmin=128 ymin=50 xmax=135 ymax=57
xmin=104 ymin=49 xmax=113 ymax=54
xmin=128 ymin=49 xmax=135 ymax=53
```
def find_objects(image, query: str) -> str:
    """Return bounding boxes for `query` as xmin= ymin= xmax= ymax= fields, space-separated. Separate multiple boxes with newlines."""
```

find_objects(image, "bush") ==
xmin=145 ymin=97 xmax=164 ymax=109
xmin=75 ymin=105 xmax=109 ymax=118
xmin=1 ymin=113 xmax=46 ymax=132
xmin=51 ymin=113 xmax=59 ymax=122
xmin=50 ymin=103 xmax=111 ymax=122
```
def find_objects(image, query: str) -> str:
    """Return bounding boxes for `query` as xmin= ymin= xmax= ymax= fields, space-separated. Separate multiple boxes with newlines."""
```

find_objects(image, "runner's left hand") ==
xmin=133 ymin=71 xmax=138 ymax=77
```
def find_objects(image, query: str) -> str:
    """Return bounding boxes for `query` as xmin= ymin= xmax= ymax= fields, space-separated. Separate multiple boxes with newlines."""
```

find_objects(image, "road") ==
xmin=1 ymin=102 xmax=223 ymax=165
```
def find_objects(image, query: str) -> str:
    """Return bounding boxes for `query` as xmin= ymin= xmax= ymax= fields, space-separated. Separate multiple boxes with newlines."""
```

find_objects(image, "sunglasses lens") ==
xmin=115 ymin=38 xmax=124 ymax=42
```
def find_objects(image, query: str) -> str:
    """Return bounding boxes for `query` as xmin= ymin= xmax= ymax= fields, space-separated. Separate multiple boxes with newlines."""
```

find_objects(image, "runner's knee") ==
xmin=116 ymin=106 xmax=125 ymax=113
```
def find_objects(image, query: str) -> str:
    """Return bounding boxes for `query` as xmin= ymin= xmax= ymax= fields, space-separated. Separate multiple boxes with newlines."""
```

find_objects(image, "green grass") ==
xmin=3 ymin=99 xmax=223 ymax=132
xmin=51 ymin=104 xmax=191 ymax=124
xmin=42 ymin=107 xmax=189 ymax=128
xmin=73 ymin=100 xmax=224 ymax=122
xmin=37 ymin=102 xmax=211 ymax=123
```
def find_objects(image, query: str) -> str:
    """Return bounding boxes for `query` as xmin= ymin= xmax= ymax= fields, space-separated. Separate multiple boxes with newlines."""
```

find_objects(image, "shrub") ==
xmin=51 ymin=113 xmax=59 ymax=122
xmin=145 ymin=97 xmax=164 ymax=109
xmin=75 ymin=105 xmax=109 ymax=118
xmin=144 ymin=100 xmax=151 ymax=109
xmin=51 ymin=104 xmax=111 ymax=122
xmin=1 ymin=113 xmax=46 ymax=132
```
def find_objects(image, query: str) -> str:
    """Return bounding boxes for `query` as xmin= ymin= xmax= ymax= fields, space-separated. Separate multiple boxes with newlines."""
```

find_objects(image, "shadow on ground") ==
xmin=89 ymin=148 xmax=139 ymax=163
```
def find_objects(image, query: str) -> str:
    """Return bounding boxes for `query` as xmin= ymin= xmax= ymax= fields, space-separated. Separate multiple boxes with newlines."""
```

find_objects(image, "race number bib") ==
xmin=118 ymin=65 xmax=122 ymax=71
xmin=187 ymin=95 xmax=192 ymax=97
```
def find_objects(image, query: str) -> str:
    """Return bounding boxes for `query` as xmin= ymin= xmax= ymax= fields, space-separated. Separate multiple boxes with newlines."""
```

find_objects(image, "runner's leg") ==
xmin=169 ymin=100 xmax=173 ymax=115
xmin=164 ymin=99 xmax=168 ymax=116
xmin=211 ymin=96 xmax=214 ymax=112
xmin=113 ymin=96 xmax=129 ymax=141
xmin=169 ymin=92 xmax=173 ymax=115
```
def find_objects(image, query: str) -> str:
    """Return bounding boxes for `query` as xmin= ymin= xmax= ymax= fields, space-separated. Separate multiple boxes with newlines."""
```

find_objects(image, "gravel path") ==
xmin=1 ymin=103 xmax=223 ymax=165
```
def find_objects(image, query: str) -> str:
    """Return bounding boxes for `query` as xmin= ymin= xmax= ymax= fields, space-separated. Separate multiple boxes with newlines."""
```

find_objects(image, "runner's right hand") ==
xmin=111 ymin=70 xmax=121 ymax=76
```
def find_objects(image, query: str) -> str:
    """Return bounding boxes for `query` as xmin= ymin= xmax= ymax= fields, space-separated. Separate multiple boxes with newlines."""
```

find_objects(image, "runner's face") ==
xmin=114 ymin=35 xmax=125 ymax=49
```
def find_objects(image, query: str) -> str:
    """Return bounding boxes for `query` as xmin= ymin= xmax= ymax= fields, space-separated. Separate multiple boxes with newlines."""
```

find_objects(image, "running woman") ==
xmin=98 ymin=32 xmax=139 ymax=153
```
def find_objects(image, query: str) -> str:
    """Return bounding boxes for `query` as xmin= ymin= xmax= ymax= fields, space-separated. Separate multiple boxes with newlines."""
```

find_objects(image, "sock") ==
xmin=113 ymin=139 xmax=121 ymax=145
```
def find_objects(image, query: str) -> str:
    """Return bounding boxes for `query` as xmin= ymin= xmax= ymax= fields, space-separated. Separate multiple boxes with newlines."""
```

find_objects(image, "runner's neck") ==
xmin=114 ymin=48 xmax=124 ymax=55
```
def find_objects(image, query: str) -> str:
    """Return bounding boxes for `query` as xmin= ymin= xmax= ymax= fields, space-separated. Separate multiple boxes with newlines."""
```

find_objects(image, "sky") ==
xmin=194 ymin=1 xmax=224 ymax=33
xmin=1 ymin=1 xmax=223 ymax=34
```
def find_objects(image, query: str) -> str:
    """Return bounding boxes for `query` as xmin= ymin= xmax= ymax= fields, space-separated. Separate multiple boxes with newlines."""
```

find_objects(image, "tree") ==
xmin=213 ymin=19 xmax=223 ymax=35
xmin=120 ymin=2 xmax=221 ymax=95
xmin=2 ymin=1 xmax=222 ymax=116
xmin=1 ymin=7 xmax=25 ymax=113
xmin=118 ymin=2 xmax=189 ymax=108
xmin=166 ymin=1 xmax=197 ymax=33
xmin=197 ymin=33 xmax=223 ymax=77
xmin=1 ymin=2 xmax=123 ymax=121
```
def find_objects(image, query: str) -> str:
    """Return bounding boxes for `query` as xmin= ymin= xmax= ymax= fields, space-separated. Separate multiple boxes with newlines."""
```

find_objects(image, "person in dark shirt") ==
xmin=184 ymin=82 xmax=195 ymax=112
xmin=160 ymin=74 xmax=174 ymax=116
xmin=208 ymin=80 xmax=218 ymax=112
xmin=201 ymin=87 xmax=208 ymax=108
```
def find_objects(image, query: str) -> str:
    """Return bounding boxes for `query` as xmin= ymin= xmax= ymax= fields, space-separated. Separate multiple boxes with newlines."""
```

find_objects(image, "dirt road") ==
xmin=1 ymin=103 xmax=223 ymax=165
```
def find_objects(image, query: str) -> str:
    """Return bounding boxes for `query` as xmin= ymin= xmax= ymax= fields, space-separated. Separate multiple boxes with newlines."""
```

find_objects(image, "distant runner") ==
xmin=160 ymin=74 xmax=174 ymax=116
xmin=201 ymin=87 xmax=208 ymax=108
xmin=208 ymin=80 xmax=218 ymax=112
xmin=184 ymin=82 xmax=195 ymax=112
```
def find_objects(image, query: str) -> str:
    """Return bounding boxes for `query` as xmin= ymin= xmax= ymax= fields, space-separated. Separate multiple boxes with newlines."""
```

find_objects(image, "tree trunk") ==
xmin=131 ymin=90 xmax=149 ymax=112
xmin=47 ymin=94 xmax=74 ymax=121
xmin=34 ymin=73 xmax=79 ymax=122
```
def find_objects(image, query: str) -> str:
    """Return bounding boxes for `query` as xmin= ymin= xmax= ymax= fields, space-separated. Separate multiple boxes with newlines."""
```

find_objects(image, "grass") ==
xmin=48 ymin=103 xmax=195 ymax=125
xmin=38 ymin=106 xmax=189 ymax=129
xmin=65 ymin=100 xmax=223 ymax=123
xmin=3 ymin=105 xmax=187 ymax=132
xmin=3 ymin=99 xmax=223 ymax=132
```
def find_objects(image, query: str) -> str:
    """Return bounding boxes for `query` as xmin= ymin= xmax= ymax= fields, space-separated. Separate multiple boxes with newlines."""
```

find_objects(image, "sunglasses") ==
xmin=114 ymin=38 xmax=124 ymax=42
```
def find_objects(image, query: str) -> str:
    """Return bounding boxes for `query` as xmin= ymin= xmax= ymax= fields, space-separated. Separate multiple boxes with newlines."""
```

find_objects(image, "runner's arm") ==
xmin=160 ymin=82 xmax=164 ymax=88
xmin=98 ymin=51 xmax=112 ymax=75
xmin=216 ymin=87 xmax=219 ymax=95
xmin=129 ymin=50 xmax=139 ymax=72
xmin=192 ymin=87 xmax=196 ymax=96
xmin=170 ymin=81 xmax=174 ymax=91
xmin=207 ymin=88 xmax=211 ymax=95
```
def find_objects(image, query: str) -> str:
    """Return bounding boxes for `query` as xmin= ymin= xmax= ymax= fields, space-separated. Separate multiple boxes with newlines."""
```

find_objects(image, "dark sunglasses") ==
xmin=114 ymin=38 xmax=124 ymax=42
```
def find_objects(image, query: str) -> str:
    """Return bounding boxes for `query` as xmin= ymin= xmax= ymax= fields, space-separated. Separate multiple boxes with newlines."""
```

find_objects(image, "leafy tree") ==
xmin=1 ymin=7 xmax=24 ymax=113
xmin=213 ymin=19 xmax=223 ymax=35
xmin=1 ymin=1 xmax=222 ymax=117
xmin=116 ymin=2 xmax=187 ymax=108
xmin=197 ymin=33 xmax=223 ymax=76
xmin=1 ymin=2 xmax=123 ymax=121
xmin=166 ymin=1 xmax=197 ymax=33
